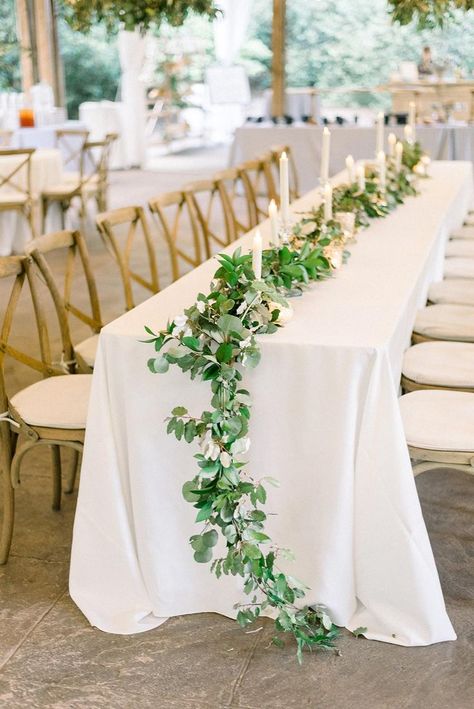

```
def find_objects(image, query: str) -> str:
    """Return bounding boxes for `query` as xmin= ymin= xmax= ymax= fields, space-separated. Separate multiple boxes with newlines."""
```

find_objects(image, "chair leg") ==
xmin=41 ymin=198 xmax=48 ymax=233
xmin=50 ymin=445 xmax=62 ymax=511
xmin=65 ymin=448 xmax=81 ymax=494
xmin=0 ymin=465 xmax=15 ymax=565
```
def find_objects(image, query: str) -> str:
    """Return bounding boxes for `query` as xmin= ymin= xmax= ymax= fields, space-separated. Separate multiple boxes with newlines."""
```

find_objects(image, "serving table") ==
xmin=231 ymin=124 xmax=474 ymax=192
xmin=70 ymin=162 xmax=472 ymax=645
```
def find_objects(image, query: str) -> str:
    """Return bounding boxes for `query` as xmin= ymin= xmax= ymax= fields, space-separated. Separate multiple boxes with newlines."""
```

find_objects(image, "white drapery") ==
xmin=213 ymin=0 xmax=252 ymax=65
xmin=117 ymin=30 xmax=147 ymax=168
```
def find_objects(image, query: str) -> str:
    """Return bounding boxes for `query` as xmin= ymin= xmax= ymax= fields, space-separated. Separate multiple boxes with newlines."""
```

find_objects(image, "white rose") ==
xmin=173 ymin=315 xmax=189 ymax=336
xmin=230 ymin=437 xmax=250 ymax=456
xmin=220 ymin=451 xmax=232 ymax=468
xmin=196 ymin=300 xmax=206 ymax=314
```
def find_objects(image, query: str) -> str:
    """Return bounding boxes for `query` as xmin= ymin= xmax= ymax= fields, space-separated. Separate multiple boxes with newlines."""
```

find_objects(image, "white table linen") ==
xmin=231 ymin=124 xmax=474 ymax=193
xmin=79 ymin=102 xmax=128 ymax=169
xmin=0 ymin=148 xmax=63 ymax=255
xmin=70 ymin=162 xmax=472 ymax=645
xmin=11 ymin=122 xmax=86 ymax=172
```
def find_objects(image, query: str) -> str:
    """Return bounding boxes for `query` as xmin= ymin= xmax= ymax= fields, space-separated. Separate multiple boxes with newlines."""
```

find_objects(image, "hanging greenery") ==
xmin=61 ymin=0 xmax=220 ymax=33
xmin=388 ymin=0 xmax=474 ymax=28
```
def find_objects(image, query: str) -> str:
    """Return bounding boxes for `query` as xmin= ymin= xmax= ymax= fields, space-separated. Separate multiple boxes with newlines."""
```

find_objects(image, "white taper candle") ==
xmin=320 ymin=126 xmax=331 ymax=184
xmin=268 ymin=199 xmax=279 ymax=245
xmin=408 ymin=101 xmax=416 ymax=141
xmin=279 ymin=151 xmax=290 ymax=227
xmin=252 ymin=228 xmax=262 ymax=280
xmin=395 ymin=141 xmax=403 ymax=172
xmin=404 ymin=124 xmax=413 ymax=144
xmin=323 ymin=182 xmax=333 ymax=223
xmin=376 ymin=111 xmax=384 ymax=156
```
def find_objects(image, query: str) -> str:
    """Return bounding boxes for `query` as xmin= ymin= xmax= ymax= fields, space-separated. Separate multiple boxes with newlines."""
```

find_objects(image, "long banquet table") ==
xmin=70 ymin=161 xmax=473 ymax=645
xmin=231 ymin=124 xmax=474 ymax=193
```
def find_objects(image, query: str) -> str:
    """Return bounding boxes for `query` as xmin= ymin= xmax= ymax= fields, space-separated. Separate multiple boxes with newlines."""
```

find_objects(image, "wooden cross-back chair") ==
xmin=42 ymin=137 xmax=111 ymax=230
xmin=238 ymin=153 xmax=278 ymax=227
xmin=149 ymin=191 xmax=205 ymax=283
xmin=183 ymin=178 xmax=237 ymax=258
xmin=0 ymin=148 xmax=36 ymax=240
xmin=213 ymin=167 xmax=255 ymax=238
xmin=0 ymin=255 xmax=92 ymax=564
xmin=55 ymin=129 xmax=89 ymax=172
xmin=26 ymin=230 xmax=103 ymax=372
xmin=270 ymin=144 xmax=300 ymax=201
xmin=96 ymin=205 xmax=160 ymax=311
xmin=0 ymin=130 xmax=13 ymax=147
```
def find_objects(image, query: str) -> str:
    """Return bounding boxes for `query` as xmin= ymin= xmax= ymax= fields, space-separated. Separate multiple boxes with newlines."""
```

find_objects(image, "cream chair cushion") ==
xmin=400 ymin=389 xmax=474 ymax=452
xmin=413 ymin=304 xmax=474 ymax=342
xmin=444 ymin=258 xmax=474 ymax=279
xmin=10 ymin=374 xmax=92 ymax=429
xmin=403 ymin=341 xmax=474 ymax=388
xmin=75 ymin=334 xmax=99 ymax=368
xmin=445 ymin=239 xmax=474 ymax=258
xmin=450 ymin=225 xmax=474 ymax=240
xmin=428 ymin=279 xmax=474 ymax=306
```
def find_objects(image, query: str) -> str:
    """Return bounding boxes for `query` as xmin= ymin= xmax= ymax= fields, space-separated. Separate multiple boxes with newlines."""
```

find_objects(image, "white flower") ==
xmin=200 ymin=431 xmax=220 ymax=461
xmin=196 ymin=300 xmax=206 ymax=314
xmin=236 ymin=301 xmax=247 ymax=315
xmin=173 ymin=315 xmax=189 ymax=337
xmin=220 ymin=451 xmax=232 ymax=468
xmin=230 ymin=437 xmax=250 ymax=456
xmin=239 ymin=336 xmax=252 ymax=350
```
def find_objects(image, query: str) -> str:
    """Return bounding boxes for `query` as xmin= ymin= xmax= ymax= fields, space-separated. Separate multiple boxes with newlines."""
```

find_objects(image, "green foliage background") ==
xmin=0 ymin=0 xmax=474 ymax=116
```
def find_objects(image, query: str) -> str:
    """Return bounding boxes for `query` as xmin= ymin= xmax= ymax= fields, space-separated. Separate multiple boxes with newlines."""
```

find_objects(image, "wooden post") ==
xmin=15 ymin=0 xmax=65 ymax=106
xmin=271 ymin=0 xmax=286 ymax=119
xmin=16 ymin=0 xmax=36 ymax=93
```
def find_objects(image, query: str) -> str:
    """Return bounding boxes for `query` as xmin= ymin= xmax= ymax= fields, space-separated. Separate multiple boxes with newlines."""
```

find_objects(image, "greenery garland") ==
xmin=388 ymin=0 xmax=474 ymax=28
xmin=144 ymin=147 xmax=425 ymax=662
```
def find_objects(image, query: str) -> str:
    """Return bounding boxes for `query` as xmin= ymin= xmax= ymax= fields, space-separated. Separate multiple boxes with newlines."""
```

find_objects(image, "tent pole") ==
xmin=271 ymin=0 xmax=286 ymax=119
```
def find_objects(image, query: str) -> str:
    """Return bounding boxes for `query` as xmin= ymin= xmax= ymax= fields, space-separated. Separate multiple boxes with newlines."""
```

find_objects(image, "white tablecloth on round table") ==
xmin=79 ymin=101 xmax=128 ymax=169
xmin=70 ymin=161 xmax=472 ymax=645
xmin=231 ymin=123 xmax=474 ymax=193
xmin=11 ymin=122 xmax=86 ymax=172
xmin=0 ymin=148 xmax=63 ymax=255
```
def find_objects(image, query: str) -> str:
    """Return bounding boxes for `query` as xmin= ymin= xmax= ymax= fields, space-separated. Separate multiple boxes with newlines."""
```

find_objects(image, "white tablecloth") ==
xmin=231 ymin=124 xmax=474 ymax=193
xmin=70 ymin=162 xmax=472 ymax=645
xmin=0 ymin=148 xmax=63 ymax=255
xmin=79 ymin=102 xmax=127 ymax=169
xmin=11 ymin=122 xmax=86 ymax=172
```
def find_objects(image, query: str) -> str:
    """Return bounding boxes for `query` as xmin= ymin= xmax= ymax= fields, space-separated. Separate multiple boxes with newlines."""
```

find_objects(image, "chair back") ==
xmin=238 ymin=153 xmax=278 ymax=226
xmin=184 ymin=178 xmax=237 ymax=257
xmin=0 ymin=255 xmax=76 ymax=412
xmin=96 ymin=206 xmax=160 ymax=311
xmin=270 ymin=144 xmax=299 ymax=201
xmin=55 ymin=129 xmax=89 ymax=172
xmin=0 ymin=130 xmax=13 ymax=148
xmin=26 ymin=230 xmax=102 ymax=337
xmin=213 ymin=167 xmax=253 ymax=238
xmin=79 ymin=139 xmax=110 ymax=191
xmin=0 ymin=148 xmax=35 ymax=201
xmin=149 ymin=191 xmax=204 ymax=282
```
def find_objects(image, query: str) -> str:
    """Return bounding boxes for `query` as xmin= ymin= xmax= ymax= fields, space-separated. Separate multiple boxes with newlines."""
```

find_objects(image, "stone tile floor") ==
xmin=1 ymin=147 xmax=473 ymax=707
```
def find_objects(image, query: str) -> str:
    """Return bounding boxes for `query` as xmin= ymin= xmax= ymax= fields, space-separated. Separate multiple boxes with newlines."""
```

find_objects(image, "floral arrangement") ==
xmin=144 ymin=147 xmax=426 ymax=662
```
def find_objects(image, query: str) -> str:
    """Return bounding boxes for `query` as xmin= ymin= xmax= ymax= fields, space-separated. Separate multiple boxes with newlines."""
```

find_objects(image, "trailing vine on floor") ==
xmin=144 ymin=146 xmax=426 ymax=662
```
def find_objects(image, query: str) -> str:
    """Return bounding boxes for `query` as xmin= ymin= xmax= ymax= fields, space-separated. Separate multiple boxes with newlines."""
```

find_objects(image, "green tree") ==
xmin=0 ymin=0 xmax=21 ymax=91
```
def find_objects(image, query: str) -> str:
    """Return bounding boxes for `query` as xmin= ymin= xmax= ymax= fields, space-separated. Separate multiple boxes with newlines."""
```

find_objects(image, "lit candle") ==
xmin=377 ymin=150 xmax=386 ymax=191
xmin=408 ymin=101 xmax=416 ymax=141
xmin=323 ymin=182 xmax=333 ymax=222
xmin=268 ymin=199 xmax=279 ymax=245
xmin=356 ymin=163 xmax=365 ymax=191
xmin=279 ymin=151 xmax=290 ymax=227
xmin=395 ymin=141 xmax=403 ymax=172
xmin=345 ymin=154 xmax=355 ymax=183
xmin=320 ymin=126 xmax=331 ymax=184
xmin=376 ymin=111 xmax=384 ymax=156
xmin=404 ymin=124 xmax=413 ymax=144
xmin=387 ymin=132 xmax=396 ymax=158
xmin=252 ymin=228 xmax=262 ymax=279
